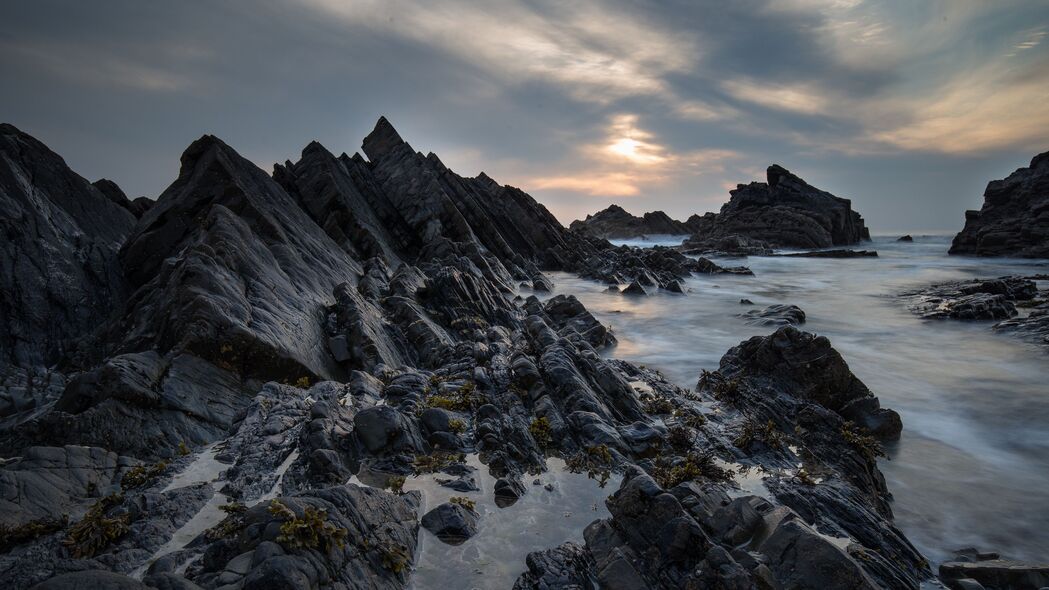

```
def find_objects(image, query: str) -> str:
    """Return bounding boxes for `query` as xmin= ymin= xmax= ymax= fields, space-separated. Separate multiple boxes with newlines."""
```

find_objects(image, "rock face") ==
xmin=950 ymin=151 xmax=1049 ymax=258
xmin=0 ymin=124 xmax=136 ymax=369
xmin=569 ymin=205 xmax=689 ymax=240
xmin=0 ymin=118 xmax=934 ymax=590
xmin=686 ymin=164 xmax=871 ymax=249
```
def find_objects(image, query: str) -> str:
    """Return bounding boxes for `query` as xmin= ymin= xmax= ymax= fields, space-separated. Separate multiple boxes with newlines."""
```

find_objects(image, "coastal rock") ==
xmin=897 ymin=235 xmax=914 ymax=242
xmin=569 ymin=205 xmax=689 ymax=240
xmin=681 ymin=233 xmax=773 ymax=257
xmin=904 ymin=277 xmax=1043 ymax=330
xmin=420 ymin=501 xmax=478 ymax=545
xmin=0 ymin=124 xmax=136 ymax=370
xmin=739 ymin=304 xmax=806 ymax=326
xmin=685 ymin=164 xmax=870 ymax=249
xmin=771 ymin=249 xmax=878 ymax=258
xmin=950 ymin=151 xmax=1049 ymax=258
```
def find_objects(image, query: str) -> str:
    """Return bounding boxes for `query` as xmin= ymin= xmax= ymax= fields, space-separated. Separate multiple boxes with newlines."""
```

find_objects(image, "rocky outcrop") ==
xmin=739 ymin=304 xmax=806 ymax=326
xmin=949 ymin=151 xmax=1049 ymax=258
xmin=0 ymin=124 xmax=136 ymax=369
xmin=685 ymin=164 xmax=870 ymax=249
xmin=0 ymin=119 xmax=936 ymax=590
xmin=569 ymin=205 xmax=689 ymax=240
xmin=904 ymin=275 xmax=1049 ymax=350
xmin=517 ymin=327 xmax=923 ymax=590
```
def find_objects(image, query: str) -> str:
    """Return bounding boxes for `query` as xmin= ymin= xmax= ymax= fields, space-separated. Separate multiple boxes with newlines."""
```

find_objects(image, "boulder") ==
xmin=420 ymin=501 xmax=479 ymax=545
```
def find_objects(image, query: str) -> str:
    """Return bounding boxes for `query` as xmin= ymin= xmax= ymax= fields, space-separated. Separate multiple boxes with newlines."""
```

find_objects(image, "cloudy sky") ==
xmin=2 ymin=0 xmax=1047 ymax=232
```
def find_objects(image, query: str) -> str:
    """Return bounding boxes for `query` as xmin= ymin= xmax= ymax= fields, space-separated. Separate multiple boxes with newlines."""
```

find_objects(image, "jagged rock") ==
xmin=92 ymin=179 xmax=153 ymax=218
xmin=30 ymin=570 xmax=154 ymax=589
xmin=685 ymin=164 xmax=870 ymax=249
xmin=187 ymin=486 xmax=419 ymax=590
xmin=621 ymin=281 xmax=647 ymax=296
xmin=904 ymin=277 xmax=1041 ymax=326
xmin=569 ymin=205 xmax=689 ymax=240
xmin=739 ymin=304 xmax=806 ymax=326
xmin=0 ymin=124 xmax=136 ymax=369
xmin=897 ymin=235 xmax=914 ymax=242
xmin=950 ymin=151 xmax=1049 ymax=258
xmin=420 ymin=502 xmax=478 ymax=545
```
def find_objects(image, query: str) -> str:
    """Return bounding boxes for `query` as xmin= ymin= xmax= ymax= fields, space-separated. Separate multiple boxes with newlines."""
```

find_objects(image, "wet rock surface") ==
xmin=0 ymin=118 xmax=947 ymax=589
xmin=739 ymin=304 xmax=807 ymax=326
xmin=950 ymin=150 xmax=1049 ymax=258
xmin=685 ymin=164 xmax=871 ymax=250
xmin=904 ymin=275 xmax=1049 ymax=349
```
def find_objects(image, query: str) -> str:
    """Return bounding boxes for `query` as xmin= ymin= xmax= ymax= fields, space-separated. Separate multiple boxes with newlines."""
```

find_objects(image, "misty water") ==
xmin=539 ymin=234 xmax=1049 ymax=566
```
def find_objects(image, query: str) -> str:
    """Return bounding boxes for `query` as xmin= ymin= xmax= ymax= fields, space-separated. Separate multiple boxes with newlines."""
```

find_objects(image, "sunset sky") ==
xmin=2 ymin=0 xmax=1048 ymax=232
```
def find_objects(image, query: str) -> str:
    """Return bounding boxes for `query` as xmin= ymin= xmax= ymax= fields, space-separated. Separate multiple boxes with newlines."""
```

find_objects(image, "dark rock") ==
xmin=950 ymin=150 xmax=1049 ymax=258
xmin=621 ymin=281 xmax=647 ymax=296
xmin=353 ymin=406 xmax=426 ymax=456
xmin=421 ymin=501 xmax=479 ymax=545
xmin=684 ymin=164 xmax=870 ymax=249
xmin=569 ymin=205 xmax=690 ymax=240
xmin=940 ymin=558 xmax=1049 ymax=589
xmin=904 ymin=277 xmax=1042 ymax=327
xmin=30 ymin=570 xmax=152 ymax=589
xmin=513 ymin=542 xmax=597 ymax=590
xmin=0 ymin=124 xmax=136 ymax=369
xmin=897 ymin=235 xmax=914 ymax=242
xmin=681 ymin=233 xmax=773 ymax=257
xmin=770 ymin=249 xmax=878 ymax=258
xmin=739 ymin=304 xmax=806 ymax=326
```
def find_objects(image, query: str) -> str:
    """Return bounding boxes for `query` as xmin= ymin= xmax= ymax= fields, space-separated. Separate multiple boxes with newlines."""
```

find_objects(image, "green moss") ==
xmin=650 ymin=453 xmax=733 ymax=489
xmin=268 ymin=500 xmax=348 ymax=552
xmin=63 ymin=494 xmax=129 ymax=558
xmin=565 ymin=444 xmax=614 ymax=488
xmin=449 ymin=496 xmax=476 ymax=512
xmin=424 ymin=380 xmax=482 ymax=411
xmin=840 ymin=421 xmax=886 ymax=462
xmin=447 ymin=418 xmax=467 ymax=435
xmin=666 ymin=425 xmax=694 ymax=452
xmin=412 ymin=451 xmax=466 ymax=475
xmin=641 ymin=394 xmax=675 ymax=415
xmin=0 ymin=516 xmax=68 ymax=552
xmin=380 ymin=542 xmax=411 ymax=573
xmin=529 ymin=416 xmax=552 ymax=449
xmin=733 ymin=419 xmax=784 ymax=451
xmin=121 ymin=461 xmax=168 ymax=489
xmin=386 ymin=475 xmax=406 ymax=495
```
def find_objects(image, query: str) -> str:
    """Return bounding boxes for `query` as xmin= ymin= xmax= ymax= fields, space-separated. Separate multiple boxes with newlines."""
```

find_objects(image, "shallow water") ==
xmin=545 ymin=235 xmax=1049 ymax=565
xmin=398 ymin=455 xmax=619 ymax=590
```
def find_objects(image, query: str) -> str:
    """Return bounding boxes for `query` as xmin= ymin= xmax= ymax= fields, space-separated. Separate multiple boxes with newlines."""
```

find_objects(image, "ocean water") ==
xmin=542 ymin=234 xmax=1049 ymax=566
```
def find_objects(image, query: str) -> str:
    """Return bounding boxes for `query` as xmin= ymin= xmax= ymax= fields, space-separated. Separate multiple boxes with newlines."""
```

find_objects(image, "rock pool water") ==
xmin=542 ymin=234 xmax=1049 ymax=566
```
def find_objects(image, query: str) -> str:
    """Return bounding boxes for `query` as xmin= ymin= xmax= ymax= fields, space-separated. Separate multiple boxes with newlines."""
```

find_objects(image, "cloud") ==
xmin=721 ymin=78 xmax=830 ymax=115
xmin=869 ymin=58 xmax=1049 ymax=154
xmin=296 ymin=0 xmax=698 ymax=104
xmin=524 ymin=113 xmax=738 ymax=197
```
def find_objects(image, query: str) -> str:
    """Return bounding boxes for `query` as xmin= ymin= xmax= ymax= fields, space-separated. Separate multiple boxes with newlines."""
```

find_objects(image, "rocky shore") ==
xmin=950 ymin=151 xmax=1049 ymax=258
xmin=902 ymin=275 xmax=1049 ymax=350
xmin=0 ymin=118 xmax=1036 ymax=590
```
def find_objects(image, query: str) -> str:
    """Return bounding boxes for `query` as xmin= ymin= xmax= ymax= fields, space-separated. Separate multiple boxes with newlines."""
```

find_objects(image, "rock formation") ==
xmin=685 ymin=164 xmax=871 ymax=250
xmin=0 ymin=118 xmax=943 ymax=589
xmin=569 ymin=205 xmax=690 ymax=240
xmin=950 ymin=151 xmax=1049 ymax=258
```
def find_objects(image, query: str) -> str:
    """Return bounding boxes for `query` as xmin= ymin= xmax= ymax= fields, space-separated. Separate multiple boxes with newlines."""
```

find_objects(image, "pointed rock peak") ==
xmin=1030 ymin=150 xmax=1049 ymax=169
xmin=92 ymin=178 xmax=129 ymax=205
xmin=0 ymin=122 xmax=25 ymax=136
xmin=362 ymin=116 xmax=407 ymax=162
xmin=179 ymin=134 xmax=237 ymax=173
xmin=475 ymin=171 xmax=498 ymax=188
xmin=767 ymin=164 xmax=805 ymax=188
xmin=605 ymin=204 xmax=628 ymax=214
xmin=301 ymin=139 xmax=335 ymax=160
